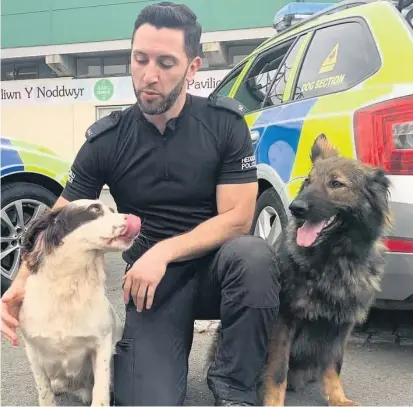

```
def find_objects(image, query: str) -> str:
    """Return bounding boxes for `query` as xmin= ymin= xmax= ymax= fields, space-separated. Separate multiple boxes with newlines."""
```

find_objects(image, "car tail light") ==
xmin=384 ymin=238 xmax=413 ymax=253
xmin=354 ymin=95 xmax=413 ymax=175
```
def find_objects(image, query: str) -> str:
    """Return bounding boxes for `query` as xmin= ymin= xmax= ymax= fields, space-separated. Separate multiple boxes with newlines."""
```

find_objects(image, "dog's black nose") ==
xmin=289 ymin=200 xmax=309 ymax=217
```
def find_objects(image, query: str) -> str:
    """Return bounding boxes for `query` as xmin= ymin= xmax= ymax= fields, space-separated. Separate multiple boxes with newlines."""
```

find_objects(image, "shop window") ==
xmin=1 ymin=64 xmax=15 ymax=81
xmin=38 ymin=61 xmax=57 ymax=79
xmin=77 ymin=58 xmax=102 ymax=78
xmin=103 ymin=56 xmax=128 ymax=76
xmin=14 ymin=64 xmax=38 ymax=80
xmin=77 ymin=55 xmax=131 ymax=78
xmin=228 ymin=43 xmax=262 ymax=66
xmin=1 ymin=61 xmax=56 ymax=81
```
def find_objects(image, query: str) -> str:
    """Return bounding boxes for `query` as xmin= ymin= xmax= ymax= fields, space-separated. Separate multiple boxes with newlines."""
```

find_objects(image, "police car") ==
xmin=211 ymin=0 xmax=413 ymax=309
xmin=1 ymin=137 xmax=70 ymax=294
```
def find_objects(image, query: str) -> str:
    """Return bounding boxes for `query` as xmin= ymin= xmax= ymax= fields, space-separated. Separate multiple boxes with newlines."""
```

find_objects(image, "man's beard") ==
xmin=134 ymin=72 xmax=187 ymax=115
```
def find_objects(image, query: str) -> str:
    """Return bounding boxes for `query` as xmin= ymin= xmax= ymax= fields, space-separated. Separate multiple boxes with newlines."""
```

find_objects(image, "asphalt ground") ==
xmin=1 ymin=190 xmax=412 ymax=406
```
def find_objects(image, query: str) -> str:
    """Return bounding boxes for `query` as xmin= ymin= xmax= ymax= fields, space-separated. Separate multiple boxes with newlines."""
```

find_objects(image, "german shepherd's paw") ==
xmin=263 ymin=398 xmax=284 ymax=406
xmin=328 ymin=397 xmax=359 ymax=406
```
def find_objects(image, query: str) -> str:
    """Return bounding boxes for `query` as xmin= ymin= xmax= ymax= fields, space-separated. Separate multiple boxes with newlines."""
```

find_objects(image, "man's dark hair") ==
xmin=132 ymin=1 xmax=202 ymax=59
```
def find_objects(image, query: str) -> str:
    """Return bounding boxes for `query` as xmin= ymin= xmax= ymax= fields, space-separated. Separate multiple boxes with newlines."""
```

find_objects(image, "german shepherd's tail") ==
xmin=203 ymin=323 xmax=221 ymax=378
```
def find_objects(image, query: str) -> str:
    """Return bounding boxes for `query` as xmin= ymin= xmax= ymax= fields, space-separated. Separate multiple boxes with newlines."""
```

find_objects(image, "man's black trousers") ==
xmin=112 ymin=235 xmax=281 ymax=406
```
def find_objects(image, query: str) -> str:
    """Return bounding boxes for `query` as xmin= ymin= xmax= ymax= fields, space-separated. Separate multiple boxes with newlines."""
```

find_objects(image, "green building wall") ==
xmin=1 ymin=0 xmax=333 ymax=49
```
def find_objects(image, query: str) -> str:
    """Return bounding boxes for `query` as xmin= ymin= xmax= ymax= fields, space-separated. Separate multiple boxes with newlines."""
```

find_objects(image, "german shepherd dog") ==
xmin=262 ymin=134 xmax=391 ymax=406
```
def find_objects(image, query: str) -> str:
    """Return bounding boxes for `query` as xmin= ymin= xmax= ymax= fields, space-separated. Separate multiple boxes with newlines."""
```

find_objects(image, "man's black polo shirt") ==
xmin=61 ymin=94 xmax=257 ymax=264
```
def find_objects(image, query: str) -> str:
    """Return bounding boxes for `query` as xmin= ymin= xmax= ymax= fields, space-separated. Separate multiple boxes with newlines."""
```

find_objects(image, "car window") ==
xmin=233 ymin=38 xmax=296 ymax=112
xmin=292 ymin=21 xmax=381 ymax=100
xmin=213 ymin=62 xmax=246 ymax=98
xmin=262 ymin=35 xmax=307 ymax=108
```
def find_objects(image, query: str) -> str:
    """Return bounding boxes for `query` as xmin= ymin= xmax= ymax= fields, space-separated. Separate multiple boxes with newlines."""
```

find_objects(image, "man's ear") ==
xmin=185 ymin=56 xmax=202 ymax=84
xmin=310 ymin=134 xmax=339 ymax=164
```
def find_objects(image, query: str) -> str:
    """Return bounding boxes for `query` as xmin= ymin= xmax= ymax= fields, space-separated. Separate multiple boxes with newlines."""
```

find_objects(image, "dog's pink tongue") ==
xmin=125 ymin=214 xmax=141 ymax=236
xmin=296 ymin=221 xmax=326 ymax=247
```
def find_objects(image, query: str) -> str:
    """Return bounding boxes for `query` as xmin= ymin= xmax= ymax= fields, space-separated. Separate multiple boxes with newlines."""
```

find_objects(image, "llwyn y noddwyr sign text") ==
xmin=1 ymin=85 xmax=85 ymax=101
xmin=1 ymin=70 xmax=229 ymax=107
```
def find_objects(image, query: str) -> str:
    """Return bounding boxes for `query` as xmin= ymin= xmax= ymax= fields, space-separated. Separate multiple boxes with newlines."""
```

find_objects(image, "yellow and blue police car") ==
xmin=211 ymin=0 xmax=413 ymax=309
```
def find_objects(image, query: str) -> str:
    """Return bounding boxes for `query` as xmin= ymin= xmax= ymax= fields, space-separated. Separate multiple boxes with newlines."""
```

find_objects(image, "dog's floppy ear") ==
xmin=310 ymin=134 xmax=339 ymax=163
xmin=20 ymin=207 xmax=66 ymax=273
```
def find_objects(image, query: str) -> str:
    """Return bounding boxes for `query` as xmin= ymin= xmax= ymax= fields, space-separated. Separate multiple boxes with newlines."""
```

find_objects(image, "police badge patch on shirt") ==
xmin=67 ymin=169 xmax=76 ymax=184
xmin=241 ymin=155 xmax=256 ymax=170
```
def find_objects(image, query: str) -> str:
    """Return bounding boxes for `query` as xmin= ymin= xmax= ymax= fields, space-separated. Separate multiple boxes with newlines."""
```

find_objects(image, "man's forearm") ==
xmin=12 ymin=261 xmax=31 ymax=286
xmin=155 ymin=210 xmax=253 ymax=263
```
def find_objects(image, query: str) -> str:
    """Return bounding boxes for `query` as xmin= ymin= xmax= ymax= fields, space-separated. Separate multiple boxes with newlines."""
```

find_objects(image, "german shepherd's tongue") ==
xmin=297 ymin=220 xmax=327 ymax=247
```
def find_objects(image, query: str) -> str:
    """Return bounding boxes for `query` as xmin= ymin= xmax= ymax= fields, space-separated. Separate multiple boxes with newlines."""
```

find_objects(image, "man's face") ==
xmin=131 ymin=23 xmax=201 ymax=115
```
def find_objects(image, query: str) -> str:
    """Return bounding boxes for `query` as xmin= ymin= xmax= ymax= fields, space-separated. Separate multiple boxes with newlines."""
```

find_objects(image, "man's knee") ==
xmin=217 ymin=235 xmax=280 ymax=308
xmin=220 ymin=235 xmax=276 ymax=270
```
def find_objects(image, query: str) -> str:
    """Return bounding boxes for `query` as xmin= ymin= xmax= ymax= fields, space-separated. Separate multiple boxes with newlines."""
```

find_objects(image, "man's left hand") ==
xmin=122 ymin=246 xmax=168 ymax=312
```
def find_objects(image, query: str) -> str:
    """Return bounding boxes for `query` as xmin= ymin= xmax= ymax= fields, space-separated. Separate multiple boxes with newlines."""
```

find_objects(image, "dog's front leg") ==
xmin=91 ymin=333 xmax=113 ymax=406
xmin=263 ymin=316 xmax=294 ymax=406
xmin=25 ymin=345 xmax=56 ymax=406
xmin=322 ymin=364 xmax=359 ymax=406
xmin=322 ymin=326 xmax=359 ymax=407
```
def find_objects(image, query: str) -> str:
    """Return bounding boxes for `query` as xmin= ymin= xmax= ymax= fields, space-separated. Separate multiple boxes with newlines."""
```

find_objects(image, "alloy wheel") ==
xmin=1 ymin=199 xmax=48 ymax=281
xmin=253 ymin=205 xmax=282 ymax=246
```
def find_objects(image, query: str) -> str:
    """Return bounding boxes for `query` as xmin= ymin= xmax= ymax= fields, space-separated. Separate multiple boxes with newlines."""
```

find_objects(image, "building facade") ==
xmin=1 ymin=0 xmax=316 ymax=161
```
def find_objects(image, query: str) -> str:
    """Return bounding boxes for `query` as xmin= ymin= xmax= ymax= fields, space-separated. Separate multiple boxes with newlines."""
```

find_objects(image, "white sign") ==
xmin=0 ymin=69 xmax=230 ymax=107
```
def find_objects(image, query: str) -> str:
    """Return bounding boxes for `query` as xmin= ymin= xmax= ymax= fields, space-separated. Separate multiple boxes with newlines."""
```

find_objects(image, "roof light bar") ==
xmin=273 ymin=2 xmax=336 ymax=31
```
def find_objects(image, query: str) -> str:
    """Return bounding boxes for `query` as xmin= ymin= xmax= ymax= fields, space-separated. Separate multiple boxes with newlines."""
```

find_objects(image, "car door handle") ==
xmin=250 ymin=130 xmax=260 ymax=142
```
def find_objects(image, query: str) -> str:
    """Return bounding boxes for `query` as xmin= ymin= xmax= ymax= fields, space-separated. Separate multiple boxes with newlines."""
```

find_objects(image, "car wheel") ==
xmin=250 ymin=187 xmax=289 ymax=246
xmin=1 ymin=182 xmax=58 ymax=295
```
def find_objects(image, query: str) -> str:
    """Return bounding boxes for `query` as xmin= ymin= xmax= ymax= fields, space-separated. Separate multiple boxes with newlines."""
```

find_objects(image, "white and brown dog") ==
xmin=17 ymin=199 xmax=141 ymax=406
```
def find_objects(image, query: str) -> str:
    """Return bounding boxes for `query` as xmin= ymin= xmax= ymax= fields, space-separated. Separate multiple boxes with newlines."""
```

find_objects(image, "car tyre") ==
xmin=1 ymin=182 xmax=59 ymax=295
xmin=250 ymin=187 xmax=289 ymax=246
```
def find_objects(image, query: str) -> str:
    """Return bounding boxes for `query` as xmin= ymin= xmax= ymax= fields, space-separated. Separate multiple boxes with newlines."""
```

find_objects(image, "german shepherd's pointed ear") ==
xmin=310 ymin=134 xmax=339 ymax=163
xmin=20 ymin=207 xmax=66 ymax=273
xmin=365 ymin=166 xmax=391 ymax=191
xmin=362 ymin=165 xmax=392 ymax=228
xmin=363 ymin=166 xmax=392 ymax=203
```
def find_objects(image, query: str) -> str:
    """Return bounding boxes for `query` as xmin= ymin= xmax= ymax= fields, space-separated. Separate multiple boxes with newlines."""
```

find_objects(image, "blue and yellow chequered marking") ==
xmin=1 ymin=137 xmax=25 ymax=177
xmin=251 ymin=99 xmax=318 ymax=184
xmin=0 ymin=137 xmax=71 ymax=185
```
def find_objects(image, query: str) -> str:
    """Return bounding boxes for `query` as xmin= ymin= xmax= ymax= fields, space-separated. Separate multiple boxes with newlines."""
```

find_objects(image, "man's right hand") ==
xmin=1 ymin=284 xmax=25 ymax=346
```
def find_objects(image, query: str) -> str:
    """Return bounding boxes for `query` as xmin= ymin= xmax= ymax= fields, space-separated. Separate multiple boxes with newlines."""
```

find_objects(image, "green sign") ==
xmin=94 ymin=79 xmax=114 ymax=101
